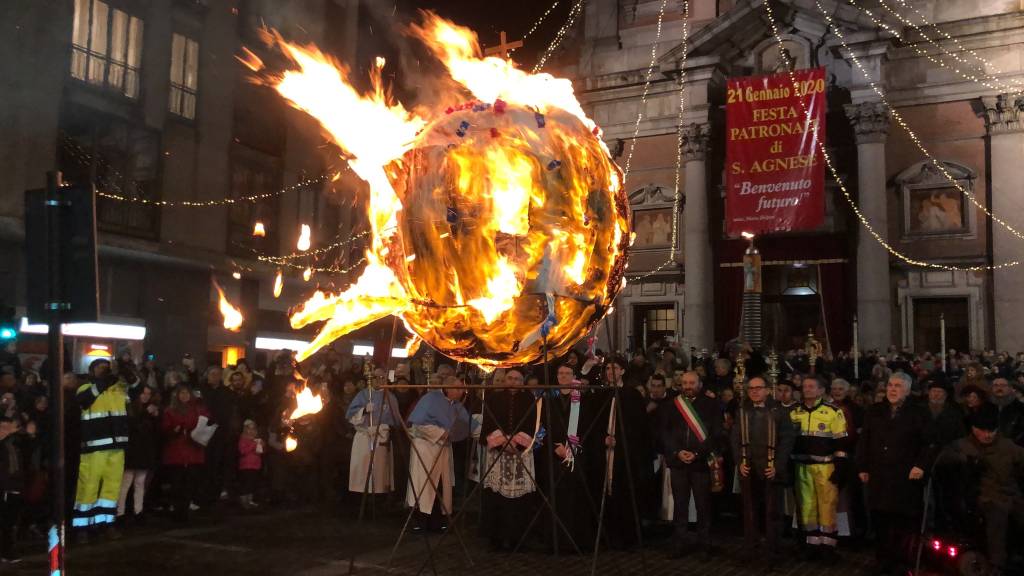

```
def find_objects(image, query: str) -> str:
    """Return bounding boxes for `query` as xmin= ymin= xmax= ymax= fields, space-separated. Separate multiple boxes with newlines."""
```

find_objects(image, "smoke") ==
xmin=359 ymin=3 xmax=466 ymax=114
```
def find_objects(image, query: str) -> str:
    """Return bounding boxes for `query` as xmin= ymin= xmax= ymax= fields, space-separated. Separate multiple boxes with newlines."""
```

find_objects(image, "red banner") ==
xmin=725 ymin=68 xmax=826 ymax=236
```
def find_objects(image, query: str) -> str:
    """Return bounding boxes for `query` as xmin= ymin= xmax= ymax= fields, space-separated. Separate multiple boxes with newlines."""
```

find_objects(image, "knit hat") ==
xmin=970 ymin=402 xmax=999 ymax=431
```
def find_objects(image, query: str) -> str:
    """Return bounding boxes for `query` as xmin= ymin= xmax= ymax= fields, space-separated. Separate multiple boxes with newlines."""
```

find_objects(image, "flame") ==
xmin=260 ymin=12 xmax=629 ymax=367
xmin=297 ymin=224 xmax=312 ymax=252
xmin=285 ymin=436 xmax=298 ymax=452
xmin=214 ymin=281 xmax=244 ymax=332
xmin=253 ymin=221 xmax=266 ymax=237
xmin=290 ymin=384 xmax=324 ymax=420
xmin=273 ymin=269 xmax=284 ymax=298
xmin=303 ymin=267 xmax=312 ymax=282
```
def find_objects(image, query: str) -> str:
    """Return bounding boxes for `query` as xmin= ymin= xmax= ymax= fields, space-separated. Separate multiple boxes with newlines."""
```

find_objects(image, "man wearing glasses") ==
xmin=730 ymin=377 xmax=796 ymax=566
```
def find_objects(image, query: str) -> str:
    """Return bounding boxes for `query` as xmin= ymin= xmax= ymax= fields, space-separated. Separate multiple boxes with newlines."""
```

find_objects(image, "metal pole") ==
xmin=542 ymin=336 xmax=558 ymax=555
xmin=940 ymin=313 xmax=946 ymax=373
xmin=45 ymin=171 xmax=66 ymax=576
xmin=852 ymin=315 xmax=859 ymax=381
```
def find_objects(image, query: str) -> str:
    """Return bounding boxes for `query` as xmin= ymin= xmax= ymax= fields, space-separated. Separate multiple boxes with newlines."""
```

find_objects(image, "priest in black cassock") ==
xmin=537 ymin=362 xmax=599 ymax=551
xmin=591 ymin=355 xmax=652 ymax=549
xmin=480 ymin=367 xmax=540 ymax=550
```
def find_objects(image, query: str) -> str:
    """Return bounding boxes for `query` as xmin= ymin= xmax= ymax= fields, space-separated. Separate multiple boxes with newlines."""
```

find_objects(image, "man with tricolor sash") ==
xmin=659 ymin=371 xmax=722 ymax=559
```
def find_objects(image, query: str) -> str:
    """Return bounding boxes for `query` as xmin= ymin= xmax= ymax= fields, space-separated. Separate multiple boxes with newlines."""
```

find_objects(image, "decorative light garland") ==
xmin=96 ymin=174 xmax=333 ymax=207
xmin=272 ymin=229 xmax=373 ymax=261
xmin=632 ymin=0 xmax=690 ymax=283
xmin=845 ymin=0 xmax=1016 ymax=95
xmin=532 ymin=0 xmax=586 ymax=73
xmin=508 ymin=0 xmax=561 ymax=57
xmin=760 ymin=0 xmax=1021 ymax=271
xmin=621 ymin=0 xmax=671 ymax=187
xmin=258 ymin=254 xmax=367 ymax=275
xmin=60 ymin=132 xmax=341 ymax=207
xmin=885 ymin=0 xmax=1024 ymax=96
xmin=668 ymin=0 xmax=689 ymax=266
xmin=812 ymin=0 xmax=1024 ymax=257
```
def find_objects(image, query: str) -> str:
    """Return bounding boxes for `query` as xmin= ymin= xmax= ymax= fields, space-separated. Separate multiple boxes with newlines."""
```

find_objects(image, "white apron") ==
xmin=349 ymin=424 xmax=394 ymax=494
xmin=406 ymin=424 xmax=455 ymax=514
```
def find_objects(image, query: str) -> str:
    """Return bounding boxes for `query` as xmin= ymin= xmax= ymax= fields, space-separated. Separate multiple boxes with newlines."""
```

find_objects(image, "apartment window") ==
xmin=169 ymin=33 xmax=200 ymax=119
xmin=71 ymin=0 xmax=144 ymax=98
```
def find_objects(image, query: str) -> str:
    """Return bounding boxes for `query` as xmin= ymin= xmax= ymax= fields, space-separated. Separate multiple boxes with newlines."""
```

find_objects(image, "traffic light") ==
xmin=0 ymin=305 xmax=15 ymax=340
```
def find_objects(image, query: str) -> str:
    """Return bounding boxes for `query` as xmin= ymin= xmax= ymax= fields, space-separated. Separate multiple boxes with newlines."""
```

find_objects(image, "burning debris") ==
xmin=250 ymin=13 xmax=629 ymax=368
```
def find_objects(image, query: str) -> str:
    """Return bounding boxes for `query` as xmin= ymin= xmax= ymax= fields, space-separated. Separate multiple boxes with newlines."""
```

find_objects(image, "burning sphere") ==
xmin=261 ymin=14 xmax=631 ymax=367
xmin=383 ymin=102 xmax=628 ymax=366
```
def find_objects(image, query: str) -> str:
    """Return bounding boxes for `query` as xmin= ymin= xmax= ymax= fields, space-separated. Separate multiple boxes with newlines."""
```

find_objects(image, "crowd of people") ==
xmin=0 ymin=339 xmax=1021 ymax=575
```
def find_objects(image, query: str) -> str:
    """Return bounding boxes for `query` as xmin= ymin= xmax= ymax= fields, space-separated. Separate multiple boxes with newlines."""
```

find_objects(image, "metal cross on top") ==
xmin=483 ymin=30 xmax=523 ymax=59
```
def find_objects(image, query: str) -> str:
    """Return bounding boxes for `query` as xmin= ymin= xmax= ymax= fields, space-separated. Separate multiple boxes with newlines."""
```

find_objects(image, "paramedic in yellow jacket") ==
xmin=74 ymin=358 xmax=137 ymax=535
xmin=789 ymin=375 xmax=848 ymax=564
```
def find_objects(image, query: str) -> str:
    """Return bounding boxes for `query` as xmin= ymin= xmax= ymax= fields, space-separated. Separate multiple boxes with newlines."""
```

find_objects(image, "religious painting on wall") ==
xmin=632 ymin=208 xmax=673 ymax=248
xmin=907 ymin=187 xmax=967 ymax=235
xmin=724 ymin=67 xmax=826 ymax=236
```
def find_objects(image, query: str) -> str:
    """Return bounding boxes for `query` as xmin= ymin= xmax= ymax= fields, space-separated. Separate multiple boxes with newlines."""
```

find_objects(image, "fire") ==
xmin=255 ymin=12 xmax=629 ymax=367
xmin=302 ymin=267 xmax=312 ymax=282
xmin=214 ymin=281 xmax=243 ymax=332
xmin=297 ymin=224 xmax=312 ymax=251
xmin=273 ymin=269 xmax=284 ymax=298
xmin=290 ymin=384 xmax=325 ymax=420
xmin=253 ymin=221 xmax=266 ymax=237
xmin=285 ymin=436 xmax=298 ymax=452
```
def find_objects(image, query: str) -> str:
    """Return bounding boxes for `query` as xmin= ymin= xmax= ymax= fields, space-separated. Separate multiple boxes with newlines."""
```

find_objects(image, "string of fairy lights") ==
xmin=532 ymin=0 xmax=586 ymax=73
xmin=814 ymin=0 xmax=1024 ymax=266
xmin=630 ymin=0 xmax=690 ymax=283
xmin=759 ymin=0 xmax=1021 ymax=272
xmin=508 ymin=0 xmax=560 ymax=57
xmin=882 ymin=0 xmax=1024 ymax=96
xmin=844 ymin=0 xmax=1014 ymax=95
xmin=620 ymin=0 xmax=671 ymax=187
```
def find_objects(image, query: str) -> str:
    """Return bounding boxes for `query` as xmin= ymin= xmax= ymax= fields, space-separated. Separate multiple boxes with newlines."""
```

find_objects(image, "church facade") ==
xmin=572 ymin=0 xmax=1024 ymax=356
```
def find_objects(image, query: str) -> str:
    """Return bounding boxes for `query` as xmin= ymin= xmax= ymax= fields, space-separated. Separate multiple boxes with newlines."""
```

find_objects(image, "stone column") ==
xmin=981 ymin=94 xmax=1024 ymax=351
xmin=845 ymin=101 xmax=893 ymax=350
xmin=681 ymin=122 xmax=713 ymax=349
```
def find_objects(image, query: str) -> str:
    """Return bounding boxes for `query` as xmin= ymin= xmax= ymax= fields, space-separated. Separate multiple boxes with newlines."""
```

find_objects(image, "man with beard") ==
xmin=991 ymin=377 xmax=1024 ymax=446
xmin=731 ymin=377 xmax=795 ymax=565
xmin=592 ymin=356 xmax=651 ymax=550
xmin=660 ymin=371 xmax=722 ymax=559
xmin=480 ymin=367 xmax=539 ymax=551
xmin=925 ymin=379 xmax=965 ymax=447
xmin=857 ymin=372 xmax=936 ymax=575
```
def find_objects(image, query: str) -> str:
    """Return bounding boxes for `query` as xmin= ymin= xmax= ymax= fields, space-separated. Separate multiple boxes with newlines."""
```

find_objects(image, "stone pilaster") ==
xmin=681 ymin=122 xmax=713 ymax=349
xmin=980 ymin=94 xmax=1024 ymax=351
xmin=845 ymin=101 xmax=893 ymax=350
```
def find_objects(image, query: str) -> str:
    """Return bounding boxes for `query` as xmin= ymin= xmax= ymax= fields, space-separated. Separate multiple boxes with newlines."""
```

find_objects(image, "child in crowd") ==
xmin=237 ymin=419 xmax=263 ymax=510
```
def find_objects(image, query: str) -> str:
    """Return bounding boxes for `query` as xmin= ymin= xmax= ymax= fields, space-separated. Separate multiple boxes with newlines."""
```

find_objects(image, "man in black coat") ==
xmin=925 ymin=379 xmax=965 ymax=447
xmin=856 ymin=372 xmax=937 ymax=575
xmin=660 ymin=371 xmax=722 ymax=558
xmin=991 ymin=377 xmax=1024 ymax=446
xmin=730 ymin=377 xmax=795 ymax=561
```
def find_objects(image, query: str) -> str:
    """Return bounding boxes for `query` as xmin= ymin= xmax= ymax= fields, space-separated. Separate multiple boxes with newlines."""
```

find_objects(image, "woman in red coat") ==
xmin=161 ymin=384 xmax=209 ymax=521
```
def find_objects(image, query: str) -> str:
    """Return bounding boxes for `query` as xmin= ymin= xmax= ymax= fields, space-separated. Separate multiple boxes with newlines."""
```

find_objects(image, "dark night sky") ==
xmin=409 ymin=0 xmax=573 ymax=65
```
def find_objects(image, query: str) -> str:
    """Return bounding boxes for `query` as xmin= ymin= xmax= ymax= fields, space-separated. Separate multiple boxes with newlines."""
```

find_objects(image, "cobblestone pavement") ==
xmin=7 ymin=503 xmax=881 ymax=576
